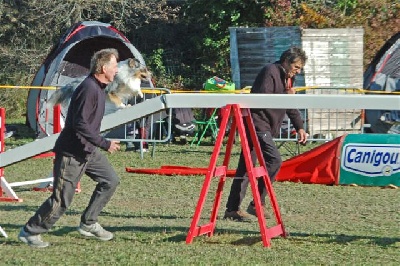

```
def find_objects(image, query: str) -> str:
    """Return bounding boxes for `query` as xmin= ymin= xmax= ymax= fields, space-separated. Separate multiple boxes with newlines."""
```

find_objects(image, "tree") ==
xmin=0 ymin=0 xmax=175 ymax=117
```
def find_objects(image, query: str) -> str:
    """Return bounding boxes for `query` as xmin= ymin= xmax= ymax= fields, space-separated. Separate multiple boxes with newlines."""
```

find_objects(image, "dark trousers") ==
xmin=226 ymin=131 xmax=282 ymax=211
xmin=25 ymin=148 xmax=120 ymax=235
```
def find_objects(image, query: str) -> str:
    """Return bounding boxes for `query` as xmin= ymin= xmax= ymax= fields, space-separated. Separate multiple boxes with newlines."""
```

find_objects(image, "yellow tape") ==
xmin=0 ymin=85 xmax=57 ymax=90
xmin=1 ymin=85 xmax=399 ymax=95
xmin=138 ymin=88 xmax=252 ymax=94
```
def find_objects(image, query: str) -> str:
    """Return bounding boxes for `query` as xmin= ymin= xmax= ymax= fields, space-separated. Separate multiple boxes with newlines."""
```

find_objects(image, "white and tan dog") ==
xmin=47 ymin=58 xmax=151 ymax=116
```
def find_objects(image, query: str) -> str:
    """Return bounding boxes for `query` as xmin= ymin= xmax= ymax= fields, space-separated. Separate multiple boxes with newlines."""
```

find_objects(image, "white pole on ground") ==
xmin=0 ymin=226 xmax=8 ymax=238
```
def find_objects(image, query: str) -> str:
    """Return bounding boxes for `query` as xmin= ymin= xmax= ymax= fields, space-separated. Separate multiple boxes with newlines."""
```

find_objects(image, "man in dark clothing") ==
xmin=224 ymin=47 xmax=308 ymax=222
xmin=19 ymin=48 xmax=121 ymax=247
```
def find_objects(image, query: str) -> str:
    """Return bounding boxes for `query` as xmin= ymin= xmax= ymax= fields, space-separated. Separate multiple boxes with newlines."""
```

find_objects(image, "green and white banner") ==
xmin=339 ymin=134 xmax=400 ymax=186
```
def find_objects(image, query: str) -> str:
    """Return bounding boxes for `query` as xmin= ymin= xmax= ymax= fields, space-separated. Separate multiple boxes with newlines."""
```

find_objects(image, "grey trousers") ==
xmin=25 ymin=148 xmax=120 ymax=235
xmin=226 ymin=131 xmax=282 ymax=211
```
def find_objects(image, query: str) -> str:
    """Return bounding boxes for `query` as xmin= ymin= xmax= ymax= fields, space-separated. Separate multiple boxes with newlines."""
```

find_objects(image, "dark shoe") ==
xmin=18 ymin=227 xmax=49 ymax=248
xmin=223 ymin=210 xmax=255 ymax=222
xmin=125 ymin=146 xmax=136 ymax=152
xmin=247 ymin=203 xmax=271 ymax=219
xmin=77 ymin=222 xmax=113 ymax=241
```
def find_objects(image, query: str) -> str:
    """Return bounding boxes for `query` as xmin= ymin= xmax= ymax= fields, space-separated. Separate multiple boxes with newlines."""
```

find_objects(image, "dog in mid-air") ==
xmin=47 ymin=58 xmax=151 ymax=116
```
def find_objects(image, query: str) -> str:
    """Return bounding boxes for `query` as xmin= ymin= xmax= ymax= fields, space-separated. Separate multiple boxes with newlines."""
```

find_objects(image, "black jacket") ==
xmin=250 ymin=62 xmax=304 ymax=136
xmin=53 ymin=75 xmax=111 ymax=160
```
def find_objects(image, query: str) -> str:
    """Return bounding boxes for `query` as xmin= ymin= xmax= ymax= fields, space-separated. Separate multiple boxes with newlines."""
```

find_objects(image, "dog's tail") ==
xmin=46 ymin=79 xmax=82 ymax=108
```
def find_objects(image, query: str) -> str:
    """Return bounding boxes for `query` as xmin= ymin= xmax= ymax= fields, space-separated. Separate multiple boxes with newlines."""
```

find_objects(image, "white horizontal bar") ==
xmin=163 ymin=94 xmax=400 ymax=110
xmin=100 ymin=96 xmax=166 ymax=132
xmin=9 ymin=177 xmax=53 ymax=187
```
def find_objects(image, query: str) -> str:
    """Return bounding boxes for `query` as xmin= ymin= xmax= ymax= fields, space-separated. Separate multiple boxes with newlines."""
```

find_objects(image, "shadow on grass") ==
xmin=0 ymin=204 xmax=40 ymax=213
xmin=1 ymin=205 xmax=193 ymax=220
xmin=4 ymin=122 xmax=36 ymax=141
xmin=192 ymin=230 xmax=400 ymax=247
xmin=0 ymin=222 xmax=258 ymax=243
xmin=2 ymin=221 xmax=398 ymax=248
xmin=230 ymin=236 xmax=263 ymax=246
xmin=3 ymin=205 xmax=399 ymax=247
xmin=288 ymin=231 xmax=400 ymax=247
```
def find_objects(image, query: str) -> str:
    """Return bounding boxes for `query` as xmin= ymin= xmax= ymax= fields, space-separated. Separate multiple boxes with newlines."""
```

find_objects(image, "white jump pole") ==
xmin=0 ymin=225 xmax=7 ymax=238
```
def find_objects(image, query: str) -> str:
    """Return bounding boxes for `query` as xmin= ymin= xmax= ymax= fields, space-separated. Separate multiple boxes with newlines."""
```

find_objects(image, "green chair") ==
xmin=190 ymin=108 xmax=219 ymax=147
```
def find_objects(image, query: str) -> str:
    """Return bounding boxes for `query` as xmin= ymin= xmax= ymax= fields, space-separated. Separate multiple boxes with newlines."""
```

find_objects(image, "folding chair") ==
xmin=190 ymin=108 xmax=219 ymax=147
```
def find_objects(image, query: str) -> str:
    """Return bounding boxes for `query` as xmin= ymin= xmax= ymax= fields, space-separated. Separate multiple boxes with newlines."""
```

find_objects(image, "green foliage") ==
xmin=146 ymin=48 xmax=167 ymax=77
xmin=329 ymin=0 xmax=400 ymax=67
xmin=0 ymin=73 xmax=30 ymax=118
xmin=144 ymin=48 xmax=199 ymax=89
xmin=336 ymin=0 xmax=359 ymax=15
xmin=181 ymin=0 xmax=265 ymax=79
xmin=0 ymin=0 xmax=176 ymax=118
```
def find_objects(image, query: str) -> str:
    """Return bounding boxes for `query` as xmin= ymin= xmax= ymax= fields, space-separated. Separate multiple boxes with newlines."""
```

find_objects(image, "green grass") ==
xmin=1 ymin=123 xmax=399 ymax=265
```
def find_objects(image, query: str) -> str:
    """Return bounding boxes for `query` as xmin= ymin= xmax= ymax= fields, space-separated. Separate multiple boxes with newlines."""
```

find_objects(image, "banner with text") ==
xmin=339 ymin=134 xmax=400 ymax=186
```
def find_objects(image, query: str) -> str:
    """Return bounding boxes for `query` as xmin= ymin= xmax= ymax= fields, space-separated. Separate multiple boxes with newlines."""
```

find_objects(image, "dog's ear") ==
xmin=128 ymin=58 xmax=140 ymax=68
xmin=128 ymin=58 xmax=136 ymax=68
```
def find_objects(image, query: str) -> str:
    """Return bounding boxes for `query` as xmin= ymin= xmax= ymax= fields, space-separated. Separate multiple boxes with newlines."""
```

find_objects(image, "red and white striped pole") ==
xmin=0 ymin=108 xmax=21 ymax=202
xmin=0 ymin=108 xmax=5 ymax=197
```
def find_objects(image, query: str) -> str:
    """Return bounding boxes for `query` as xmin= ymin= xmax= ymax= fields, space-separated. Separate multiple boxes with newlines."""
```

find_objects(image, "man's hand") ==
xmin=287 ymin=87 xmax=296 ymax=94
xmin=108 ymin=140 xmax=121 ymax=153
xmin=297 ymin=129 xmax=308 ymax=145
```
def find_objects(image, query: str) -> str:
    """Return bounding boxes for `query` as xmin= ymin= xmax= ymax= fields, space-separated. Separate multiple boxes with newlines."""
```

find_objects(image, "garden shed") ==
xmin=230 ymin=27 xmax=364 ymax=138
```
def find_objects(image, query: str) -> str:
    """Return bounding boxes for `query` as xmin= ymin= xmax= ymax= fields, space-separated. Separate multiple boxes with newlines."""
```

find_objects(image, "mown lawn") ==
xmin=1 ymin=128 xmax=399 ymax=265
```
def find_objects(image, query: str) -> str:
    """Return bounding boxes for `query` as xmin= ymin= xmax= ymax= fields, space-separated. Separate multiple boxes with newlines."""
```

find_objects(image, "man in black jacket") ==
xmin=224 ymin=47 xmax=308 ymax=222
xmin=19 ymin=48 xmax=121 ymax=247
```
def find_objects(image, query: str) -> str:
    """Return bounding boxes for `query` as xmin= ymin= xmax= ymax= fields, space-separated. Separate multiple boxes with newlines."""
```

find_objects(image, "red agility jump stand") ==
xmin=0 ymin=107 xmax=20 ymax=202
xmin=186 ymin=104 xmax=286 ymax=247
xmin=0 ymin=108 xmax=10 ymax=236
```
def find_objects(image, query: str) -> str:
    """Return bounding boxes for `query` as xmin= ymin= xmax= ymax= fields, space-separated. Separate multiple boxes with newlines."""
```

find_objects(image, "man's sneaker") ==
xmin=247 ymin=203 xmax=271 ymax=219
xmin=77 ymin=222 xmax=113 ymax=241
xmin=223 ymin=210 xmax=255 ymax=222
xmin=18 ymin=227 xmax=49 ymax=248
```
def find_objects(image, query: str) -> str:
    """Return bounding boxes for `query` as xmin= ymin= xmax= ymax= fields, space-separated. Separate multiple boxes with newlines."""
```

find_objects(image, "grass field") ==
xmin=0 ymin=124 xmax=399 ymax=265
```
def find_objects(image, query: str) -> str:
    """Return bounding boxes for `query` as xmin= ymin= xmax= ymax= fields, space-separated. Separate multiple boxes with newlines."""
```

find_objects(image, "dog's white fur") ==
xmin=47 ymin=58 xmax=151 ymax=116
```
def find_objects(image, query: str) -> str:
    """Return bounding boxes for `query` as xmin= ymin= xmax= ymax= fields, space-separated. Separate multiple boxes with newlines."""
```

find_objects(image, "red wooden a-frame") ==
xmin=186 ymin=104 xmax=286 ymax=247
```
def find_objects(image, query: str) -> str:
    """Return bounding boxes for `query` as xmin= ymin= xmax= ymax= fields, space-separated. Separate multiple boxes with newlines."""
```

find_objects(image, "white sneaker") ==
xmin=77 ymin=222 xmax=113 ymax=241
xmin=18 ymin=227 xmax=49 ymax=248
